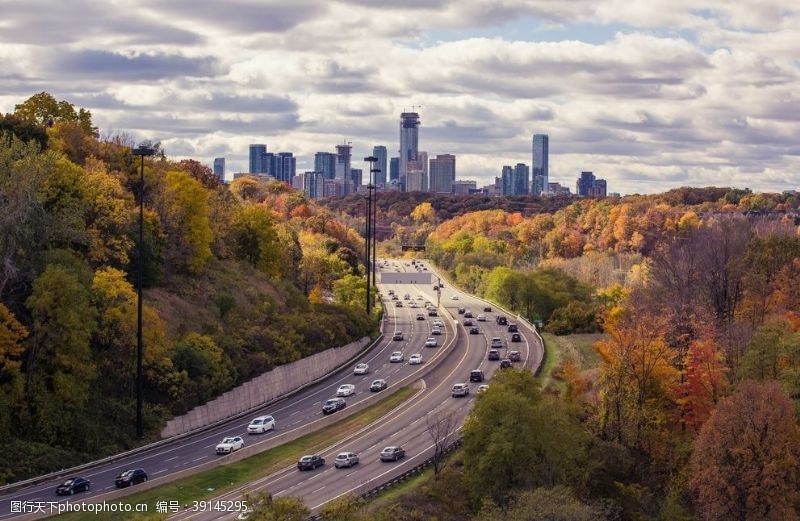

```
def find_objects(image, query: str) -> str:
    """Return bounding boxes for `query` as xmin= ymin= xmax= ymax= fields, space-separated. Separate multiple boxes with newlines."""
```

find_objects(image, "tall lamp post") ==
xmin=132 ymin=144 xmax=155 ymax=439
xmin=371 ymin=166 xmax=379 ymax=289
xmin=363 ymin=156 xmax=378 ymax=315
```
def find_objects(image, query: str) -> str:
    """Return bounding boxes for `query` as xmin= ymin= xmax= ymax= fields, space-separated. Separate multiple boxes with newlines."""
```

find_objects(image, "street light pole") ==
xmin=132 ymin=144 xmax=155 ymax=439
xmin=364 ymin=157 xmax=378 ymax=315
xmin=371 ymin=167 xmax=379 ymax=289
xmin=364 ymin=193 xmax=371 ymax=315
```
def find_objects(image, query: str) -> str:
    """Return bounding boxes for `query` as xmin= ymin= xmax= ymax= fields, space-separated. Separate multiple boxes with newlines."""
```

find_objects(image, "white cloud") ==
xmin=0 ymin=1 xmax=798 ymax=193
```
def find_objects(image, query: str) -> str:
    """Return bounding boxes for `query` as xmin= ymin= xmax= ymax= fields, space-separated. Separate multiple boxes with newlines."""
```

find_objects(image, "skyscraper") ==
xmin=213 ymin=158 xmax=225 ymax=181
xmin=513 ymin=163 xmax=530 ymax=195
xmin=314 ymin=152 xmax=337 ymax=180
xmin=373 ymin=146 xmax=387 ymax=188
xmin=532 ymin=134 xmax=549 ymax=195
xmin=576 ymin=171 xmax=596 ymax=196
xmin=351 ymin=168 xmax=362 ymax=187
xmin=249 ymin=144 xmax=266 ymax=174
xmin=399 ymin=112 xmax=420 ymax=191
xmin=301 ymin=171 xmax=324 ymax=200
xmin=501 ymin=166 xmax=514 ymax=196
xmin=389 ymin=157 xmax=399 ymax=182
xmin=335 ymin=143 xmax=352 ymax=181
xmin=429 ymin=154 xmax=456 ymax=194
xmin=273 ymin=152 xmax=295 ymax=183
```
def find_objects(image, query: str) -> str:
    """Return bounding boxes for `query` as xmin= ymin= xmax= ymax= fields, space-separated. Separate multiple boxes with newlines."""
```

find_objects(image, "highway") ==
xmin=167 ymin=259 xmax=544 ymax=520
xmin=0 ymin=260 xmax=544 ymax=520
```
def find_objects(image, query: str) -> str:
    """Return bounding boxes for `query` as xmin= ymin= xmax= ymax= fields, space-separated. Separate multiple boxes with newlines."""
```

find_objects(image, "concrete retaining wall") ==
xmin=161 ymin=336 xmax=370 ymax=438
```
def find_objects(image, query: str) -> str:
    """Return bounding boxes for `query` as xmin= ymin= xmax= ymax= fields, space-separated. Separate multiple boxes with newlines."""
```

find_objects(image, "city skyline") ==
xmin=2 ymin=2 xmax=797 ymax=194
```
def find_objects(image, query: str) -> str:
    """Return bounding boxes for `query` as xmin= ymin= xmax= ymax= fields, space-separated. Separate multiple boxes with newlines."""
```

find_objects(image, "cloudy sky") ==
xmin=1 ymin=0 xmax=798 ymax=194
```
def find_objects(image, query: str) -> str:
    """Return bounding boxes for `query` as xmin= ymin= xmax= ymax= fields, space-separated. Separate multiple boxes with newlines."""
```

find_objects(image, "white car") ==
xmin=451 ymin=295 xmax=459 ymax=300
xmin=452 ymin=383 xmax=470 ymax=397
xmin=216 ymin=436 xmax=244 ymax=454
xmin=409 ymin=354 xmax=423 ymax=365
xmin=477 ymin=384 xmax=490 ymax=394
xmin=390 ymin=351 xmax=404 ymax=363
xmin=425 ymin=337 xmax=437 ymax=347
xmin=477 ymin=314 xmax=486 ymax=322
xmin=354 ymin=363 xmax=369 ymax=375
xmin=247 ymin=415 xmax=275 ymax=434
xmin=433 ymin=319 xmax=444 ymax=328
xmin=337 ymin=384 xmax=356 ymax=397
xmin=431 ymin=326 xmax=442 ymax=335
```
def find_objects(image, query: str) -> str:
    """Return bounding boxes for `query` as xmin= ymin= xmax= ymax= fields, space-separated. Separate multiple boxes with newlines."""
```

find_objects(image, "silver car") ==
xmin=334 ymin=452 xmax=359 ymax=468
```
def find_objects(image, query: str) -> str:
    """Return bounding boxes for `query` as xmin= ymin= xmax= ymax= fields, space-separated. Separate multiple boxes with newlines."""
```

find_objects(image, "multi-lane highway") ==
xmin=0 ymin=259 xmax=543 ymax=520
xmin=168 ymin=259 xmax=543 ymax=520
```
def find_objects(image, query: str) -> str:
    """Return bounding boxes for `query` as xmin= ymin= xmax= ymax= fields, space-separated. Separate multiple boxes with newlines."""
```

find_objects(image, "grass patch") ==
xmin=366 ymin=466 xmax=434 ymax=510
xmin=539 ymin=333 xmax=606 ymax=392
xmin=538 ymin=333 xmax=564 ymax=391
xmin=55 ymin=386 xmax=416 ymax=521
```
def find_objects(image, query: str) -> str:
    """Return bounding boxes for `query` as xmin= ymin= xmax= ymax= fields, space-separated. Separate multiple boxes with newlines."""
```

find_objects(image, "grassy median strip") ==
xmin=53 ymin=386 xmax=416 ymax=520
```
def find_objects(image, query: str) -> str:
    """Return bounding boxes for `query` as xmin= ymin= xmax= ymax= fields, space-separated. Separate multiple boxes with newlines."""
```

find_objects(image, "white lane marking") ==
xmin=165 ymin=456 xmax=179 ymax=462
xmin=191 ymin=456 xmax=206 ymax=463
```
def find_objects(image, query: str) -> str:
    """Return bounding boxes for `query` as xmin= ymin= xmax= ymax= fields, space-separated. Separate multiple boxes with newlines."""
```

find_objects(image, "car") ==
xmin=417 ymin=295 xmax=424 ymax=300
xmin=334 ymin=452 xmax=359 ymax=469
xmin=409 ymin=353 xmax=423 ymax=365
xmin=297 ymin=454 xmax=325 ymax=470
xmin=496 ymin=315 xmax=508 ymax=325
xmin=115 ymin=469 xmax=147 ymax=488
xmin=433 ymin=285 xmax=439 ymax=291
xmin=380 ymin=446 xmax=406 ymax=462
xmin=463 ymin=319 xmax=473 ymax=326
xmin=391 ymin=295 xmax=398 ymax=300
xmin=387 ymin=289 xmax=394 ymax=295
xmin=354 ymin=363 xmax=369 ymax=375
xmin=508 ymin=324 xmax=519 ymax=333
xmin=452 ymin=383 xmax=470 ymax=397
xmin=431 ymin=326 xmax=442 ymax=335
xmin=439 ymin=283 xmax=445 ymax=288
xmin=396 ymin=301 xmax=403 ymax=307
xmin=464 ymin=310 xmax=473 ymax=318
xmin=488 ymin=349 xmax=501 ymax=361
xmin=457 ymin=307 xmax=466 ymax=314
xmin=500 ymin=359 xmax=512 ymax=369
xmin=425 ymin=337 xmax=437 ymax=347
xmin=370 ymin=379 xmax=388 ymax=391
xmin=483 ymin=306 xmax=492 ymax=312
xmin=428 ymin=309 xmax=438 ymax=316
xmin=337 ymin=384 xmax=356 ymax=397
xmin=509 ymin=350 xmax=521 ymax=362
xmin=490 ymin=337 xmax=504 ymax=348
xmin=393 ymin=331 xmax=404 ymax=341
xmin=322 ymin=397 xmax=346 ymax=414
xmin=477 ymin=384 xmax=490 ymax=393
xmin=247 ymin=415 xmax=275 ymax=434
xmin=55 ymin=477 xmax=90 ymax=496
xmin=404 ymin=294 xmax=410 ymax=300
xmin=511 ymin=333 xmax=522 ymax=342
xmin=390 ymin=351 xmax=404 ymax=362
xmin=416 ymin=313 xmax=425 ymax=320
xmin=409 ymin=302 xmax=418 ymax=308
xmin=470 ymin=369 xmax=484 ymax=382
xmin=469 ymin=326 xmax=480 ymax=335
xmin=451 ymin=295 xmax=459 ymax=300
xmin=433 ymin=319 xmax=444 ymax=327
xmin=216 ymin=436 xmax=245 ymax=454
xmin=477 ymin=314 xmax=486 ymax=322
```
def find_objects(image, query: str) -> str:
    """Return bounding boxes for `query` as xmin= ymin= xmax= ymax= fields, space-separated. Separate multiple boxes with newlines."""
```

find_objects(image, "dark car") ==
xmin=322 ymin=397 xmax=346 ymax=415
xmin=370 ymin=379 xmax=388 ymax=392
xmin=470 ymin=369 xmax=484 ymax=382
xmin=469 ymin=326 xmax=480 ymax=335
xmin=464 ymin=311 xmax=473 ymax=318
xmin=115 ymin=469 xmax=147 ymax=488
xmin=500 ymin=359 xmax=512 ymax=369
xmin=488 ymin=349 xmax=501 ymax=361
xmin=483 ymin=306 xmax=492 ymax=312
xmin=297 ymin=454 xmax=325 ymax=470
xmin=428 ymin=309 xmax=438 ymax=316
xmin=496 ymin=315 xmax=507 ymax=325
xmin=56 ymin=477 xmax=90 ymax=495
xmin=392 ymin=331 xmax=404 ymax=341
xmin=511 ymin=333 xmax=522 ymax=342
xmin=507 ymin=324 xmax=519 ymax=333
xmin=463 ymin=319 xmax=473 ymax=326
xmin=508 ymin=351 xmax=521 ymax=362
xmin=457 ymin=307 xmax=466 ymax=315
xmin=380 ymin=446 xmax=406 ymax=462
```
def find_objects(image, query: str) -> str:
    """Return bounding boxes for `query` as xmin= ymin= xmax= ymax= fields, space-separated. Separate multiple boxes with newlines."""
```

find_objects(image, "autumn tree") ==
xmin=155 ymin=170 xmax=213 ymax=274
xmin=14 ymin=92 xmax=97 ymax=136
xmin=0 ymin=304 xmax=27 ymax=432
xmin=172 ymin=333 xmax=234 ymax=407
xmin=230 ymin=205 xmax=280 ymax=277
xmin=690 ymin=380 xmax=800 ymax=521
xmin=179 ymin=158 xmax=219 ymax=189
xmin=410 ymin=201 xmax=436 ymax=223
xmin=480 ymin=487 xmax=602 ymax=521
xmin=83 ymin=158 xmax=134 ymax=267
xmin=678 ymin=337 xmax=728 ymax=430
xmin=245 ymin=492 xmax=309 ymax=521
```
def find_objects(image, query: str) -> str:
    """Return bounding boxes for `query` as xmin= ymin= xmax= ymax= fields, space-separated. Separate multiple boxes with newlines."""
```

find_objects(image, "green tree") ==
xmin=333 ymin=274 xmax=374 ymax=311
xmin=230 ymin=205 xmax=280 ymax=277
xmin=480 ymin=486 xmax=601 ymax=521
xmin=172 ymin=333 xmax=234 ymax=406
xmin=317 ymin=494 xmax=366 ymax=521
xmin=462 ymin=369 xmax=587 ymax=506
xmin=245 ymin=492 xmax=309 ymax=521
xmin=25 ymin=265 xmax=97 ymax=441
xmin=0 ymin=304 xmax=27 ymax=433
xmin=14 ymin=92 xmax=97 ymax=136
